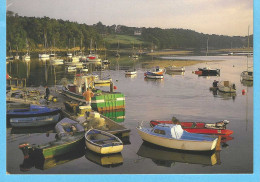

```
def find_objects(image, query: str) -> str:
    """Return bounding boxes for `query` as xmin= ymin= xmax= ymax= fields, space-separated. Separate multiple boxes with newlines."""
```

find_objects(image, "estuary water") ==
xmin=6 ymin=55 xmax=253 ymax=174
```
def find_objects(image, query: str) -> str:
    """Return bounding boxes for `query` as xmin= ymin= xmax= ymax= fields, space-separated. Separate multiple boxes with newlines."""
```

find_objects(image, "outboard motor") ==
xmin=18 ymin=143 xmax=31 ymax=159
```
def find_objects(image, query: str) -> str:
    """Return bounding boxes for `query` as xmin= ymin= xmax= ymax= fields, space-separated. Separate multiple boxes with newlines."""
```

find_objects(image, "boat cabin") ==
xmin=151 ymin=124 xmax=184 ymax=139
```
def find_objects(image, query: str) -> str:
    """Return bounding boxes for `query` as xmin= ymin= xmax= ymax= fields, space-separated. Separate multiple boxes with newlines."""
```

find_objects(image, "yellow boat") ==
xmin=85 ymin=129 xmax=123 ymax=154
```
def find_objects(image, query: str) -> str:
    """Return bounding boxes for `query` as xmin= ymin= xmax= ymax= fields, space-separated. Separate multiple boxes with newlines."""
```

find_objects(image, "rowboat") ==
xmin=7 ymin=104 xmax=61 ymax=127
xmin=18 ymin=118 xmax=85 ymax=159
xmin=137 ymin=124 xmax=218 ymax=151
xmin=150 ymin=119 xmax=233 ymax=136
xmin=85 ymin=129 xmax=124 ymax=154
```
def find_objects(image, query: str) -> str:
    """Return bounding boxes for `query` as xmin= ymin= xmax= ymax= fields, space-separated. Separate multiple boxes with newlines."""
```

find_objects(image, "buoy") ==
xmin=242 ymin=89 xmax=246 ymax=95
xmin=113 ymin=86 xmax=117 ymax=90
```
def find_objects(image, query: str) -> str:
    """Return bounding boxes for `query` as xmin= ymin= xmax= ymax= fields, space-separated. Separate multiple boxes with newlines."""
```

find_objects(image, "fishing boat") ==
xmin=144 ymin=66 xmax=164 ymax=79
xmin=218 ymin=81 xmax=236 ymax=93
xmin=150 ymin=119 xmax=233 ymax=136
xmin=7 ymin=103 xmax=61 ymax=127
xmin=85 ymin=129 xmax=124 ymax=154
xmin=197 ymin=67 xmax=220 ymax=76
xmin=18 ymin=118 xmax=85 ymax=159
xmin=137 ymin=123 xmax=218 ymax=151
xmin=62 ymin=75 xmax=125 ymax=112
xmin=165 ymin=66 xmax=185 ymax=72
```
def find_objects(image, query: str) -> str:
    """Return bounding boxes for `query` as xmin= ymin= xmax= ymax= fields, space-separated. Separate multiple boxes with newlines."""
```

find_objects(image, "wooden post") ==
xmin=216 ymin=135 xmax=222 ymax=151
xmin=110 ymin=81 xmax=114 ymax=93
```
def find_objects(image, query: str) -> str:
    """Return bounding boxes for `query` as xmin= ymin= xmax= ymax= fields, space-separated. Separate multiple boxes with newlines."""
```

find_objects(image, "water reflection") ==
xmin=165 ymin=71 xmax=185 ymax=77
xmin=11 ymin=125 xmax=55 ymax=134
xmin=137 ymin=142 xmax=221 ymax=167
xmin=240 ymin=79 xmax=253 ymax=87
xmin=85 ymin=149 xmax=123 ymax=168
xmin=210 ymin=89 xmax=236 ymax=100
xmin=19 ymin=148 xmax=85 ymax=171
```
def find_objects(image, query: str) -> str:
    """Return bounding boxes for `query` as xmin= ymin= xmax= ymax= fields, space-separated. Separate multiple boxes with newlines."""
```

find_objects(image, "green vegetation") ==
xmin=6 ymin=11 xmax=253 ymax=54
xmin=103 ymin=34 xmax=146 ymax=49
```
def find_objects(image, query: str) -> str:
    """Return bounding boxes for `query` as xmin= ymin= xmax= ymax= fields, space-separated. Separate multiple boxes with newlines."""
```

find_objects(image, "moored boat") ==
xmin=240 ymin=71 xmax=253 ymax=81
xmin=125 ymin=70 xmax=137 ymax=75
xmin=165 ymin=65 xmax=185 ymax=72
xmin=137 ymin=123 xmax=218 ymax=151
xmin=18 ymin=118 xmax=85 ymax=159
xmin=144 ymin=66 xmax=164 ymax=79
xmin=7 ymin=103 xmax=61 ymax=127
xmin=62 ymin=75 xmax=125 ymax=112
xmin=85 ymin=129 xmax=124 ymax=154
xmin=197 ymin=67 xmax=220 ymax=76
xmin=218 ymin=81 xmax=236 ymax=93
xmin=150 ymin=119 xmax=233 ymax=136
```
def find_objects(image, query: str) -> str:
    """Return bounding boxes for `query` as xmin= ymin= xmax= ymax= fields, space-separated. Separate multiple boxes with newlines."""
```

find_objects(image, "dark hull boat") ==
xmin=19 ymin=118 xmax=85 ymax=160
xmin=7 ymin=103 xmax=61 ymax=127
xmin=197 ymin=67 xmax=220 ymax=76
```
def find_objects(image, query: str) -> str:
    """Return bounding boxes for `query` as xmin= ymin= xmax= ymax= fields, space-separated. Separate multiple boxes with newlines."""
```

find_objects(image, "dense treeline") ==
xmin=7 ymin=11 xmax=102 ymax=52
xmin=6 ymin=11 xmax=253 ymax=53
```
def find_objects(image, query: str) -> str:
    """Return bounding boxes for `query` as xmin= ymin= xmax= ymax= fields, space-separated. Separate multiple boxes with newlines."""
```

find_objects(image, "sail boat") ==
xmin=50 ymin=39 xmax=56 ymax=57
xmin=102 ymin=42 xmax=109 ymax=64
xmin=39 ymin=32 xmax=50 ymax=58
xmin=22 ymin=38 xmax=30 ymax=61
xmin=240 ymin=26 xmax=253 ymax=81
xmin=86 ymin=39 xmax=101 ymax=62
xmin=67 ymin=38 xmax=73 ymax=57
xmin=6 ymin=43 xmax=14 ymax=61
xmin=71 ymin=38 xmax=80 ymax=63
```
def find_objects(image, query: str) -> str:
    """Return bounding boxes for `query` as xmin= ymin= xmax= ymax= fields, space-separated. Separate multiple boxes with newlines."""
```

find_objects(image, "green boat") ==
xmin=19 ymin=118 xmax=85 ymax=159
xmin=62 ymin=75 xmax=125 ymax=112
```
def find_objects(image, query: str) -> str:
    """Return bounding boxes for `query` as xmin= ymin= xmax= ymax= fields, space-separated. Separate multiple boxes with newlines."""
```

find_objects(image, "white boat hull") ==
xmin=10 ymin=113 xmax=60 ymax=127
xmin=137 ymin=128 xmax=218 ymax=151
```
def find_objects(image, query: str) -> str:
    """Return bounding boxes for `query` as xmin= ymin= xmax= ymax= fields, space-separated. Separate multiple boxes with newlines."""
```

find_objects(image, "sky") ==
xmin=6 ymin=0 xmax=253 ymax=36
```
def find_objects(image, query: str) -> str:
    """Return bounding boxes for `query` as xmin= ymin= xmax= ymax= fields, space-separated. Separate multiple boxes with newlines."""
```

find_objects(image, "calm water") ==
xmin=6 ymin=55 xmax=253 ymax=174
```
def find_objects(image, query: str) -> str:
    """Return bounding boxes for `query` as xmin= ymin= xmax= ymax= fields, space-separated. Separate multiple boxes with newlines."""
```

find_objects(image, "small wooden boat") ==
xmin=7 ymin=104 xmax=61 ymax=127
xmin=18 ymin=118 xmax=85 ymax=159
xmin=150 ymin=120 xmax=233 ymax=136
xmin=218 ymin=81 xmax=236 ymax=93
xmin=137 ymin=124 xmax=218 ymax=151
xmin=85 ymin=129 xmax=124 ymax=154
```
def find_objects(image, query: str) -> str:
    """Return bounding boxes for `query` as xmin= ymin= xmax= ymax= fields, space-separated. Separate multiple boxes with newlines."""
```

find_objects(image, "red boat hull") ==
xmin=150 ymin=120 xmax=233 ymax=136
